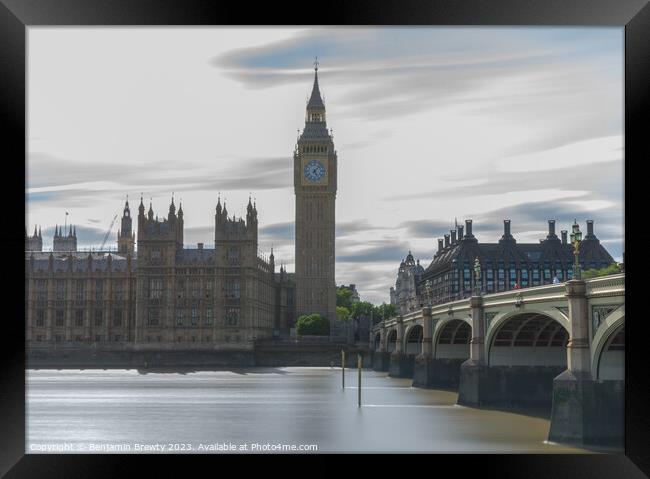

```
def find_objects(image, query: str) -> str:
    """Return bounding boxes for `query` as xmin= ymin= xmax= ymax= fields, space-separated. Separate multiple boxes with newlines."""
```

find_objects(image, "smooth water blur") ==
xmin=26 ymin=367 xmax=595 ymax=453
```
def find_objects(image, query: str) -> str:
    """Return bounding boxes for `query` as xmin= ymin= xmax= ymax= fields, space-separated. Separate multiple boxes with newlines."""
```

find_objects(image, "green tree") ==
xmin=336 ymin=287 xmax=354 ymax=309
xmin=336 ymin=306 xmax=351 ymax=322
xmin=351 ymin=301 xmax=373 ymax=320
xmin=373 ymin=302 xmax=396 ymax=322
xmin=295 ymin=314 xmax=330 ymax=336
xmin=582 ymin=263 xmax=622 ymax=279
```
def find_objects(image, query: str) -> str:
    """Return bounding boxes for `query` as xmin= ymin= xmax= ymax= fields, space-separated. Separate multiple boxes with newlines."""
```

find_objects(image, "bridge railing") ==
xmin=372 ymin=273 xmax=625 ymax=333
xmin=585 ymin=273 xmax=625 ymax=297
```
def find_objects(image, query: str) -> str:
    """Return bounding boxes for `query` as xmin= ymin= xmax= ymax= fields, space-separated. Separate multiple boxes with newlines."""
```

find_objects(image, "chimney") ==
xmin=547 ymin=220 xmax=558 ymax=240
xmin=586 ymin=220 xmax=595 ymax=239
xmin=561 ymin=230 xmax=568 ymax=244
xmin=444 ymin=234 xmax=450 ymax=248
xmin=465 ymin=219 xmax=473 ymax=238
xmin=451 ymin=230 xmax=457 ymax=243
xmin=437 ymin=239 xmax=443 ymax=252
xmin=197 ymin=242 xmax=203 ymax=250
xmin=458 ymin=225 xmax=464 ymax=239
xmin=500 ymin=219 xmax=515 ymax=243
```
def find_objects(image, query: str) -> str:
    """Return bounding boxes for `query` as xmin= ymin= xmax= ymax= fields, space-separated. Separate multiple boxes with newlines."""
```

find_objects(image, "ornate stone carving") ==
xmin=591 ymin=304 xmax=621 ymax=337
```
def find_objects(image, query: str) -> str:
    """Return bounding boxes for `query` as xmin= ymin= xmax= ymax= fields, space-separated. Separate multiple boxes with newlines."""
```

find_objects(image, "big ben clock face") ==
xmin=304 ymin=160 xmax=326 ymax=182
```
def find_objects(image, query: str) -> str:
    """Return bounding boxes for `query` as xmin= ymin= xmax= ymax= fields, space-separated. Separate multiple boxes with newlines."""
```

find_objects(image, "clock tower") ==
xmin=294 ymin=60 xmax=339 ymax=336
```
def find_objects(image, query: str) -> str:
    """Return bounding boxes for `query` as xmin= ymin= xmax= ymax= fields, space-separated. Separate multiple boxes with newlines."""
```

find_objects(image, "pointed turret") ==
xmin=303 ymin=58 xmax=327 ymax=129
xmin=118 ymin=195 xmax=135 ymax=255
xmin=138 ymin=194 xmax=145 ymax=216
xmin=178 ymin=201 xmax=183 ymax=219
xmin=269 ymin=246 xmax=275 ymax=274
xmin=38 ymin=226 xmax=42 ymax=238
xmin=246 ymin=194 xmax=257 ymax=227
xmin=148 ymin=200 xmax=154 ymax=220
xmin=169 ymin=194 xmax=176 ymax=218
xmin=307 ymin=58 xmax=324 ymax=109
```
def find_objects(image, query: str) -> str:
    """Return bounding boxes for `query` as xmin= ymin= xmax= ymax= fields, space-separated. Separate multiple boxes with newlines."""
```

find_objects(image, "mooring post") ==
xmin=358 ymin=353 xmax=362 ymax=407
xmin=341 ymin=349 xmax=345 ymax=388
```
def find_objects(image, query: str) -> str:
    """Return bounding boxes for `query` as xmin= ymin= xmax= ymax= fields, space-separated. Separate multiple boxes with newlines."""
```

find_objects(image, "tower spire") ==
xmin=169 ymin=192 xmax=176 ymax=217
xmin=307 ymin=59 xmax=324 ymax=109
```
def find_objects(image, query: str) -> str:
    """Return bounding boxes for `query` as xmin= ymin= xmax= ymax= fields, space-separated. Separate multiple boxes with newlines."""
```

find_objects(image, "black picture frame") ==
xmin=2 ymin=0 xmax=648 ymax=476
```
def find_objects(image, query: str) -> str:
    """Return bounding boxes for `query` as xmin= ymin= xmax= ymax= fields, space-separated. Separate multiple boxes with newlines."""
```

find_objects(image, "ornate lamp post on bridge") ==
xmin=570 ymin=220 xmax=583 ymax=280
xmin=473 ymin=257 xmax=482 ymax=296
xmin=424 ymin=279 xmax=433 ymax=306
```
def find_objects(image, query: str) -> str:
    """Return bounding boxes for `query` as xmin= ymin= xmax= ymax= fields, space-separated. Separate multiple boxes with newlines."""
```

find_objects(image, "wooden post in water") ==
xmin=357 ymin=353 xmax=362 ymax=407
xmin=341 ymin=349 xmax=345 ymax=389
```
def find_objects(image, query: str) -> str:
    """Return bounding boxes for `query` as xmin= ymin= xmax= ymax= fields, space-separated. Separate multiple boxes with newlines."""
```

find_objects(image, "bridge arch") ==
xmin=386 ymin=329 xmax=397 ymax=353
xmin=433 ymin=317 xmax=471 ymax=359
xmin=404 ymin=324 xmax=423 ymax=355
xmin=487 ymin=311 xmax=568 ymax=367
xmin=592 ymin=307 xmax=624 ymax=380
xmin=485 ymin=307 xmax=569 ymax=357
xmin=373 ymin=332 xmax=382 ymax=351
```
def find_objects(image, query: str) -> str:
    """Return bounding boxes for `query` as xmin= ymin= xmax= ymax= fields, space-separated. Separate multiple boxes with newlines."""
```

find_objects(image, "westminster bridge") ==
xmin=370 ymin=274 xmax=625 ymax=448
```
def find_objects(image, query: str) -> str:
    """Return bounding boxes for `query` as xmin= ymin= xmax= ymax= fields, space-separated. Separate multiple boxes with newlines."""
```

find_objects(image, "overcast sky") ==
xmin=27 ymin=27 xmax=624 ymax=304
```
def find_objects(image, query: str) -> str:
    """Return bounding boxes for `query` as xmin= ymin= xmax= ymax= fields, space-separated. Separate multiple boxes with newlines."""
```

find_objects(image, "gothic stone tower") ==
xmin=53 ymin=224 xmax=77 ymax=252
xmin=117 ymin=198 xmax=135 ymax=255
xmin=294 ymin=61 xmax=338 ymax=335
xmin=135 ymin=195 xmax=184 ymax=342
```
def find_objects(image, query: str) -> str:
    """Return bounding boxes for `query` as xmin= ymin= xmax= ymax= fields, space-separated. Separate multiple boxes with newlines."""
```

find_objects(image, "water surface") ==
xmin=26 ymin=367 xmax=595 ymax=453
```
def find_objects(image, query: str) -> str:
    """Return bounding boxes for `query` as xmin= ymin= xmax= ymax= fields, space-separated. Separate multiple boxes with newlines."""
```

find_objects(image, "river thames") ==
xmin=26 ymin=367 xmax=596 ymax=454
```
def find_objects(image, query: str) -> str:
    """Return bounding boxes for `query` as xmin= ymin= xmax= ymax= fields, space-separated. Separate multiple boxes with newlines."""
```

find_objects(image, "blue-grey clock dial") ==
xmin=304 ymin=160 xmax=326 ymax=182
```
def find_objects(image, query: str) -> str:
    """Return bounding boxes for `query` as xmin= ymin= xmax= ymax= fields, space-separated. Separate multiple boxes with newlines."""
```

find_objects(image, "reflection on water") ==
xmin=26 ymin=368 xmax=596 ymax=453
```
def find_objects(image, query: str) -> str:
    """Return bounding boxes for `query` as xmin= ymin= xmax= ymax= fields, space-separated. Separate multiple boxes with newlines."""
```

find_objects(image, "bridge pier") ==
xmin=458 ymin=296 xmax=489 ymax=406
xmin=389 ymin=316 xmax=413 ymax=378
xmin=414 ymin=357 xmax=466 ymax=389
xmin=372 ymin=326 xmax=390 ymax=371
xmin=413 ymin=307 xmax=434 ymax=387
xmin=548 ymin=280 xmax=624 ymax=448
xmin=372 ymin=350 xmax=390 ymax=371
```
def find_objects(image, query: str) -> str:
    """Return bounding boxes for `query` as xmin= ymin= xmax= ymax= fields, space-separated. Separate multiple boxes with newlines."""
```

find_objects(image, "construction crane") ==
xmin=100 ymin=214 xmax=119 ymax=251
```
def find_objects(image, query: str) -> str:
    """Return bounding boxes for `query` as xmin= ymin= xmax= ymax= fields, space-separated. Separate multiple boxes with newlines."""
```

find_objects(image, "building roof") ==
xmin=26 ymin=251 xmax=135 ymax=273
xmin=175 ymin=248 xmax=216 ymax=264
xmin=422 ymin=236 xmax=614 ymax=279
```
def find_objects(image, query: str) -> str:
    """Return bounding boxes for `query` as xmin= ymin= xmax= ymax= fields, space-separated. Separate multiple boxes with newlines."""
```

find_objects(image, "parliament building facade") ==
xmin=25 ymin=65 xmax=340 ymax=350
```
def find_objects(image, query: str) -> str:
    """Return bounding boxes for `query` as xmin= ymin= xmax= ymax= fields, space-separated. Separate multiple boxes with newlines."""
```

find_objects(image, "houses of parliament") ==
xmin=25 ymin=63 xmax=340 ymax=349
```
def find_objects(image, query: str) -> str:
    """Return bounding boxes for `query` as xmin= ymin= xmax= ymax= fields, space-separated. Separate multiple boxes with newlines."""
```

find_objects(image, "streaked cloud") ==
xmin=27 ymin=27 xmax=623 ymax=304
